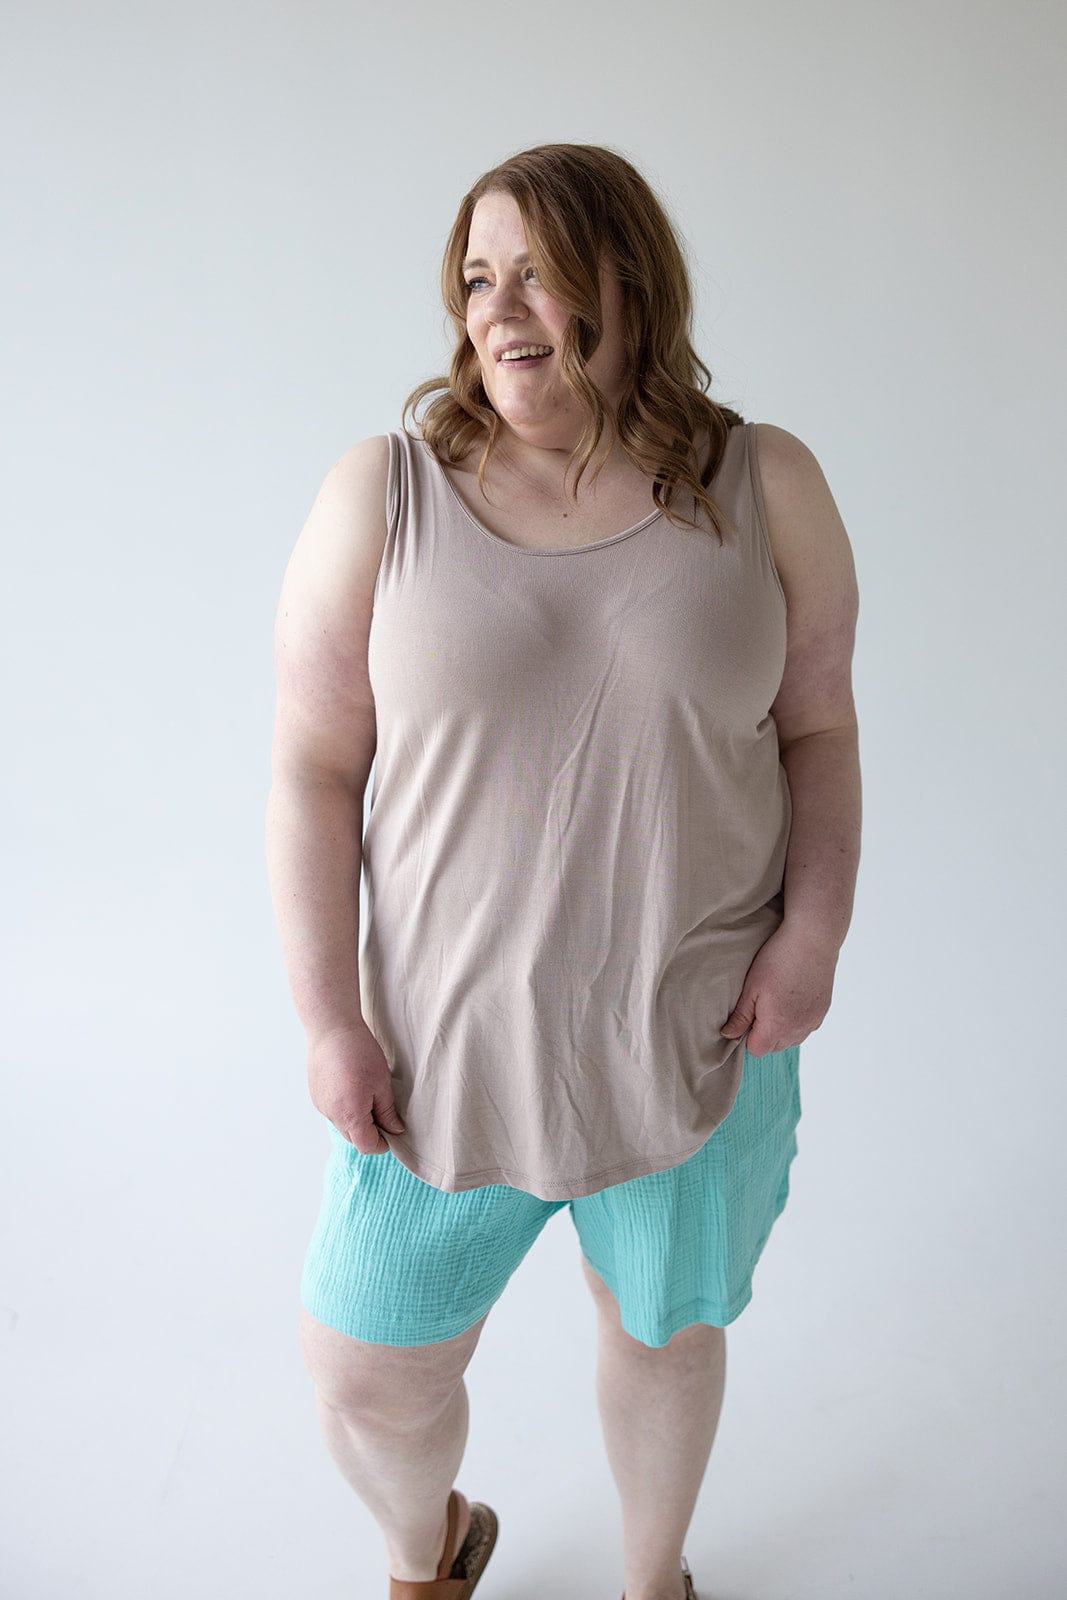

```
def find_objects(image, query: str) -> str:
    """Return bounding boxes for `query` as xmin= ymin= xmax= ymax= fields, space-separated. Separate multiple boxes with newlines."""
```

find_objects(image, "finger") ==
xmin=340 ymin=1110 xmax=380 ymax=1151
xmin=373 ymin=1096 xmax=406 ymax=1133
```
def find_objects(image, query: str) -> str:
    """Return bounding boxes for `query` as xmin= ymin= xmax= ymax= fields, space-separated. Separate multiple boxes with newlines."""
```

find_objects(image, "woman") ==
xmin=266 ymin=143 xmax=861 ymax=1600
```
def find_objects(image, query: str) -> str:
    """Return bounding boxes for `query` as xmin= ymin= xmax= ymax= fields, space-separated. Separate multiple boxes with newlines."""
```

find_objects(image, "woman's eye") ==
xmin=464 ymin=268 xmax=538 ymax=293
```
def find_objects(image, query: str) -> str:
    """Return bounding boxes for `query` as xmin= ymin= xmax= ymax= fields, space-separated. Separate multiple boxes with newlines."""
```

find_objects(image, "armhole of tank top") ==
xmin=375 ymin=431 xmax=401 ymax=605
xmin=385 ymin=430 xmax=401 ymax=536
xmin=745 ymin=421 xmax=788 ymax=607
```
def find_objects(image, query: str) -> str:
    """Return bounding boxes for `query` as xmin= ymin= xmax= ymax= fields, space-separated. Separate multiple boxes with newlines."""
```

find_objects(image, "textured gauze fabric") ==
xmin=357 ymin=419 xmax=792 ymax=1201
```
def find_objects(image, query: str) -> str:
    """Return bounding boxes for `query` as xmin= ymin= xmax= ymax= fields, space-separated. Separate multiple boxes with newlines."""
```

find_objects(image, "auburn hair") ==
xmin=400 ymin=142 xmax=746 ymax=545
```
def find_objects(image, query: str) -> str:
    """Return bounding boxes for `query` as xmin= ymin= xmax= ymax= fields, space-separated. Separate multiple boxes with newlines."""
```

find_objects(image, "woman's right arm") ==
xmin=265 ymin=433 xmax=406 ymax=1152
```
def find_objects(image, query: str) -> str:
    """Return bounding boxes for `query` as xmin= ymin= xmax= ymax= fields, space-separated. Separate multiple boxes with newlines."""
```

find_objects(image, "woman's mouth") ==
xmin=497 ymin=345 xmax=554 ymax=369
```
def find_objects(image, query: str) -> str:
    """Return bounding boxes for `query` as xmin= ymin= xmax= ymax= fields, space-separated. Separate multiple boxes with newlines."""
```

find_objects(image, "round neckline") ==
xmin=424 ymin=439 xmax=669 ymax=557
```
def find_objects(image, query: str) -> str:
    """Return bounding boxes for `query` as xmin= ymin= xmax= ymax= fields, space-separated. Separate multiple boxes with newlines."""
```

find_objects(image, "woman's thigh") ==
xmin=568 ymin=1042 xmax=802 ymax=1347
xmin=300 ymin=1127 xmax=565 ymax=1348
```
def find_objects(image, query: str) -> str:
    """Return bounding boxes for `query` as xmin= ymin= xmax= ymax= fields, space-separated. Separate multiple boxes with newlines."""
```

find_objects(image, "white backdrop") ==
xmin=3 ymin=3 xmax=1065 ymax=1597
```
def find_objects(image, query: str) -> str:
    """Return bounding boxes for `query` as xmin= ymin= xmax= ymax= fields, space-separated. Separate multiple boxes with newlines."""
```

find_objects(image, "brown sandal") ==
xmin=389 ymin=1488 xmax=498 ymax=1600
xmin=620 ymin=1553 xmax=698 ymax=1600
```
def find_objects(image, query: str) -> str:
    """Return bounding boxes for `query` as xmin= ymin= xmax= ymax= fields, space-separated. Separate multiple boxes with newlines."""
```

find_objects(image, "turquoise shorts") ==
xmin=300 ymin=1042 xmax=801 ymax=1349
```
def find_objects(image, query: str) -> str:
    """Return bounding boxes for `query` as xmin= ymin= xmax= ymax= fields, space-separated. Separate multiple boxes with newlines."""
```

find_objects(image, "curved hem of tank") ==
xmin=380 ymin=1132 xmax=722 ymax=1202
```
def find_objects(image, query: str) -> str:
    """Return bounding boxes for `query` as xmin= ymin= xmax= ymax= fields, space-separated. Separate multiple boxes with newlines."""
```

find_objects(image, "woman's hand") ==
xmin=307 ymin=1020 xmax=407 ymax=1153
xmin=719 ymin=922 xmax=839 ymax=1055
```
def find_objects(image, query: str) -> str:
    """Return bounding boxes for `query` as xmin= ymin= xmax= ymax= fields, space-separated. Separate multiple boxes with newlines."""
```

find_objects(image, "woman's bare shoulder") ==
xmin=302 ymin=433 xmax=392 ymax=584
xmin=750 ymin=422 xmax=860 ymax=744
xmin=270 ymin=434 xmax=392 ymax=783
xmin=749 ymin=422 xmax=857 ymax=589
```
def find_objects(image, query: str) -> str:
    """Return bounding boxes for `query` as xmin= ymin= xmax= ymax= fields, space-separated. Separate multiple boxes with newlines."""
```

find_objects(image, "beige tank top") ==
xmin=360 ymin=420 xmax=792 ymax=1200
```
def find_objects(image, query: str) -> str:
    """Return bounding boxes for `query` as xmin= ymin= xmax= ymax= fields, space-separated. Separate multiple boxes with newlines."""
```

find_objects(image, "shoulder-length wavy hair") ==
xmin=400 ymin=142 xmax=746 ymax=544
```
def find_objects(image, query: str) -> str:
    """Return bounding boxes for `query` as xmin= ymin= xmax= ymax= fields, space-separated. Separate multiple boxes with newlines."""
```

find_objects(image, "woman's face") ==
xmin=463 ymin=190 xmax=628 ymax=449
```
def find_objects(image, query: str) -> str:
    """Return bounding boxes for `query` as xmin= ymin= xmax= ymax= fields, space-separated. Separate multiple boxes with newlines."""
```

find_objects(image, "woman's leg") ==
xmin=299 ymin=1304 xmax=490 ymax=1581
xmin=580 ymin=1256 xmax=726 ymax=1600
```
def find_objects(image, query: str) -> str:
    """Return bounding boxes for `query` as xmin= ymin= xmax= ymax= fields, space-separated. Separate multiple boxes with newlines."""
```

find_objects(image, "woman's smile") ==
xmin=497 ymin=350 xmax=553 ymax=370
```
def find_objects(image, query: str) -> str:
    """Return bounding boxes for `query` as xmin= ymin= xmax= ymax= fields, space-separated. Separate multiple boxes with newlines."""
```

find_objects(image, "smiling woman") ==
xmin=267 ymin=141 xmax=861 ymax=1600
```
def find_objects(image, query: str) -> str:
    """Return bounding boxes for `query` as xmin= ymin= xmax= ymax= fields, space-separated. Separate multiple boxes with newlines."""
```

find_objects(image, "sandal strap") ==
xmin=389 ymin=1580 xmax=470 ymax=1600
xmin=390 ymin=1491 xmax=497 ymax=1600
xmin=390 ymin=1488 xmax=466 ymax=1599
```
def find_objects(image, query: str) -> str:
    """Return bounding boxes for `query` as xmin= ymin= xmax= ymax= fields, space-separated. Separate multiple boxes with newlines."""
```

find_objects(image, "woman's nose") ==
xmin=485 ymin=280 xmax=526 ymax=320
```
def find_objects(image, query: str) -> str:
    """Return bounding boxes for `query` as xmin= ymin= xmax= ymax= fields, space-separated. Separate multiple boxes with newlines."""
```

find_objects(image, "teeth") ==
xmin=500 ymin=345 xmax=553 ymax=360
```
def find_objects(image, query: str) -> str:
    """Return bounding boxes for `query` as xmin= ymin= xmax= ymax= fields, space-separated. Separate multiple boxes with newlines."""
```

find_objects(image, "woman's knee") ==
xmin=298 ymin=1303 xmax=488 ymax=1420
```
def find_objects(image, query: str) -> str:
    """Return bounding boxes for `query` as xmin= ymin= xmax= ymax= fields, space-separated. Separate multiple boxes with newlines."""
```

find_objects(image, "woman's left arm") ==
xmin=720 ymin=422 xmax=862 ymax=1054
